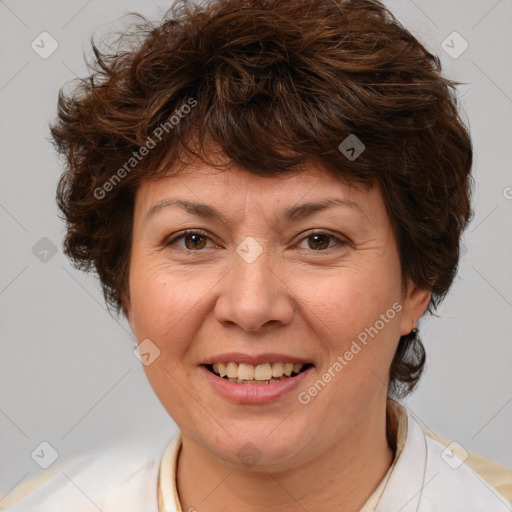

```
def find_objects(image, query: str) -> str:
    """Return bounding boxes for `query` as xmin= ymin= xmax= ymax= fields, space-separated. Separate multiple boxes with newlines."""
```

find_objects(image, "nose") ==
xmin=214 ymin=243 xmax=294 ymax=333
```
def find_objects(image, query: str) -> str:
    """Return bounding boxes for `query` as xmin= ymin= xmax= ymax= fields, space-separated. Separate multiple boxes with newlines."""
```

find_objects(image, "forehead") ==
xmin=135 ymin=161 xmax=373 ymax=214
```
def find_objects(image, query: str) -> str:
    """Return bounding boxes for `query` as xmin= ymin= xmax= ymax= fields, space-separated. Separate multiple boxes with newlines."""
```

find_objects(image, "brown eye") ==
xmin=183 ymin=233 xmax=207 ymax=250
xmin=307 ymin=233 xmax=331 ymax=250
xmin=165 ymin=230 xmax=213 ymax=251
xmin=298 ymin=231 xmax=346 ymax=251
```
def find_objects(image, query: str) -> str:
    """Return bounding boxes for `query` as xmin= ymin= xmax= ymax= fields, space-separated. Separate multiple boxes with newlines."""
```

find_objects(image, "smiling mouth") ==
xmin=204 ymin=362 xmax=314 ymax=385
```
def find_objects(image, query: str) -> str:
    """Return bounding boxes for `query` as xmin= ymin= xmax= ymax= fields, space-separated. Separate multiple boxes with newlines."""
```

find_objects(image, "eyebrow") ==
xmin=144 ymin=197 xmax=368 ymax=225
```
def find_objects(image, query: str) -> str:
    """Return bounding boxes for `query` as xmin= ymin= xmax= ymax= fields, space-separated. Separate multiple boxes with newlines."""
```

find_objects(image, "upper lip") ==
xmin=200 ymin=352 xmax=314 ymax=366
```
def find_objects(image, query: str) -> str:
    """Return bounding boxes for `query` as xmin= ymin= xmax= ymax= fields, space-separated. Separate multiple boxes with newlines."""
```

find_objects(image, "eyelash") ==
xmin=163 ymin=229 xmax=348 ymax=253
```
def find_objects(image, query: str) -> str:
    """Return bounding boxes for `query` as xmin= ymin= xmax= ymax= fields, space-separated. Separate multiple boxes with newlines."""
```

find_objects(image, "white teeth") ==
xmin=293 ymin=363 xmax=303 ymax=373
xmin=238 ymin=363 xmax=254 ymax=380
xmin=283 ymin=363 xmax=293 ymax=376
xmin=254 ymin=363 xmax=272 ymax=380
xmin=272 ymin=362 xmax=284 ymax=377
xmin=218 ymin=362 xmax=227 ymax=377
xmin=226 ymin=362 xmax=238 ymax=379
xmin=209 ymin=361 xmax=307 ymax=381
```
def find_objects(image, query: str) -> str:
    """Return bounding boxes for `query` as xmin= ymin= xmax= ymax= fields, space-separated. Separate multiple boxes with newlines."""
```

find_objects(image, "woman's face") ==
xmin=126 ymin=161 xmax=429 ymax=469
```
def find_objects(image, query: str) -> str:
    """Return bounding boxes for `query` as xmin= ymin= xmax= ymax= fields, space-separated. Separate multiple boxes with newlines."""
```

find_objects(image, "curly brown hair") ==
xmin=50 ymin=0 xmax=473 ymax=398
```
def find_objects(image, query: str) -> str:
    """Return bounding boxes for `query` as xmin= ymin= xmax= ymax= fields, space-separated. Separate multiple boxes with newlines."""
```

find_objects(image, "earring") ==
xmin=411 ymin=327 xmax=418 ymax=335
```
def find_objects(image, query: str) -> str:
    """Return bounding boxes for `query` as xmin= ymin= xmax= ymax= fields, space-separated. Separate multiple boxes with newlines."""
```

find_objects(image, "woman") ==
xmin=7 ymin=0 xmax=512 ymax=510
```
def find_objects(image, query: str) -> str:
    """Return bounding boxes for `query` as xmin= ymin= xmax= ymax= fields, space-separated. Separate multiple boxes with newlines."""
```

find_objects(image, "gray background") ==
xmin=1 ymin=0 xmax=511 ymax=502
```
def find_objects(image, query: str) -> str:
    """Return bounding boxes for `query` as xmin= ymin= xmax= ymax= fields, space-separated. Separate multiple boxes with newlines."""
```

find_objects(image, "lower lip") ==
xmin=200 ymin=365 xmax=314 ymax=404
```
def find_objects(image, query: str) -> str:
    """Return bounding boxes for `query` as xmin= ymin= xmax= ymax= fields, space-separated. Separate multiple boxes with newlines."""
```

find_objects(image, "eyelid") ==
xmin=294 ymin=229 xmax=349 ymax=251
xmin=163 ymin=228 xmax=216 ymax=247
xmin=164 ymin=228 xmax=349 ymax=252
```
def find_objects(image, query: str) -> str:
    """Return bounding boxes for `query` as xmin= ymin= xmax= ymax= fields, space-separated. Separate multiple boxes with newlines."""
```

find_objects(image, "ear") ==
xmin=399 ymin=280 xmax=431 ymax=336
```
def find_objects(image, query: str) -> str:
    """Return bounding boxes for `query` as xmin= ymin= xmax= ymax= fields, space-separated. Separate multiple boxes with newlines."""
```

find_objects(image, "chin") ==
xmin=197 ymin=419 xmax=313 ymax=470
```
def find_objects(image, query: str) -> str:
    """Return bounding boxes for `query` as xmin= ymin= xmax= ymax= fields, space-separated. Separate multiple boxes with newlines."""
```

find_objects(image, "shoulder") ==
xmin=420 ymin=433 xmax=512 ymax=511
xmin=425 ymin=428 xmax=512 ymax=502
xmin=412 ymin=412 xmax=512 ymax=511
xmin=4 ymin=439 xmax=169 ymax=512
xmin=378 ymin=402 xmax=511 ymax=512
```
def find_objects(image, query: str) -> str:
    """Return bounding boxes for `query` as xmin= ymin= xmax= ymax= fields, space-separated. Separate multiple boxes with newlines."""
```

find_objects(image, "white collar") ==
xmin=155 ymin=399 xmax=411 ymax=512
xmin=155 ymin=400 xmax=511 ymax=512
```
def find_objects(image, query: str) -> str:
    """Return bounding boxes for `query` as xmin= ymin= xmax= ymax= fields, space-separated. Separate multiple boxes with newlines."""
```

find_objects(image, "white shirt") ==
xmin=6 ymin=401 xmax=512 ymax=512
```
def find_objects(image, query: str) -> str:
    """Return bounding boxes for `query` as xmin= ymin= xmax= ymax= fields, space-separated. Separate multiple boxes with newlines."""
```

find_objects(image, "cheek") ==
xmin=128 ymin=257 xmax=181 ymax=341
xmin=128 ymin=259 xmax=219 ymax=355
xmin=128 ymin=262 xmax=204 ymax=426
xmin=295 ymin=261 xmax=403 ymax=403
xmin=300 ymin=279 xmax=401 ymax=420
xmin=300 ymin=265 xmax=402 ymax=341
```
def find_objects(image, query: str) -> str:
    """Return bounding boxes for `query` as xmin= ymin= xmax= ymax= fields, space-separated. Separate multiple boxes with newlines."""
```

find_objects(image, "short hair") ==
xmin=51 ymin=0 xmax=473 ymax=398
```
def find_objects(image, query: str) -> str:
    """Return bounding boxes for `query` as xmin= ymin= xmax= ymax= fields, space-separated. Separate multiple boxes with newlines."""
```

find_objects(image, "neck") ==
xmin=176 ymin=399 xmax=394 ymax=512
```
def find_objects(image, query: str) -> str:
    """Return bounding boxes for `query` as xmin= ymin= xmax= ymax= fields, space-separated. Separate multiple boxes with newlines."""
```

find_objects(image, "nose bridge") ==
xmin=215 ymin=236 xmax=294 ymax=331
